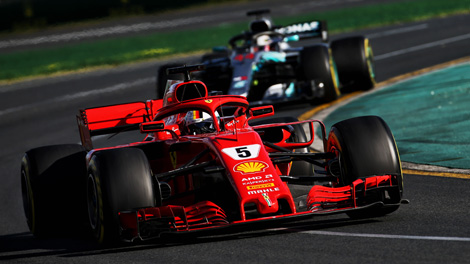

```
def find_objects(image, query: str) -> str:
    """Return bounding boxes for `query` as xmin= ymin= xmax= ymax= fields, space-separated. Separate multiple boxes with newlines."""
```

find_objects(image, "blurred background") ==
xmin=0 ymin=0 xmax=230 ymax=32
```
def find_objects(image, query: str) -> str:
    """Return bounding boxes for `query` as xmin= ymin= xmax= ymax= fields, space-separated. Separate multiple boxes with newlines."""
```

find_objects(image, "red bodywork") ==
xmin=77 ymin=79 xmax=401 ymax=241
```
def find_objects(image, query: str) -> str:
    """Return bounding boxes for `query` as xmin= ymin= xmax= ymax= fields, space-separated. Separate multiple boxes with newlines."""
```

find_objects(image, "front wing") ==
xmin=118 ymin=174 xmax=406 ymax=242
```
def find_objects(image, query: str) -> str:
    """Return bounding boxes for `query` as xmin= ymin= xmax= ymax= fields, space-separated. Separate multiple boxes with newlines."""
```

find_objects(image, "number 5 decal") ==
xmin=236 ymin=147 xmax=251 ymax=158
xmin=222 ymin=144 xmax=261 ymax=160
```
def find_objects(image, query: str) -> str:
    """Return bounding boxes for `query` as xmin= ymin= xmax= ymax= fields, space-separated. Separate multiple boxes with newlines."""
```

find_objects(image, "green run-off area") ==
xmin=323 ymin=62 xmax=470 ymax=169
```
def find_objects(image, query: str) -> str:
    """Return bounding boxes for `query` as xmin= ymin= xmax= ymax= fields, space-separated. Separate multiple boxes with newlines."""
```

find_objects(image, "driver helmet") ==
xmin=256 ymin=35 xmax=273 ymax=51
xmin=184 ymin=111 xmax=216 ymax=135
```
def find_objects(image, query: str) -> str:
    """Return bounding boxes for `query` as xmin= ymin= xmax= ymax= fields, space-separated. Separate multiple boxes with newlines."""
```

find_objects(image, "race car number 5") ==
xmin=236 ymin=147 xmax=250 ymax=158
xmin=222 ymin=144 xmax=261 ymax=160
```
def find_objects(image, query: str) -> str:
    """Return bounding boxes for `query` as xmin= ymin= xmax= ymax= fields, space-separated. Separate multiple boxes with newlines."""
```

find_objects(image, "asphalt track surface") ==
xmin=1 ymin=2 xmax=470 ymax=263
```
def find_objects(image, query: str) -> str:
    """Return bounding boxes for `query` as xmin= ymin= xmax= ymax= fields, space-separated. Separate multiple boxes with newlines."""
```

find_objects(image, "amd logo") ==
xmin=242 ymin=174 xmax=273 ymax=181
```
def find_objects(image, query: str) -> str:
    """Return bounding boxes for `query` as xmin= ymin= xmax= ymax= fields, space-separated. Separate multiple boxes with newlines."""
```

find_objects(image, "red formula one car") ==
xmin=21 ymin=65 xmax=406 ymax=244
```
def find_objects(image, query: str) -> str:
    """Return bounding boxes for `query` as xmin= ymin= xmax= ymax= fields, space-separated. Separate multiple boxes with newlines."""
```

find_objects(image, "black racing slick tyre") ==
xmin=300 ymin=45 xmax=340 ymax=103
xmin=87 ymin=148 xmax=157 ymax=244
xmin=156 ymin=63 xmax=183 ymax=99
xmin=327 ymin=116 xmax=403 ymax=218
xmin=21 ymin=144 xmax=87 ymax=237
xmin=331 ymin=36 xmax=376 ymax=91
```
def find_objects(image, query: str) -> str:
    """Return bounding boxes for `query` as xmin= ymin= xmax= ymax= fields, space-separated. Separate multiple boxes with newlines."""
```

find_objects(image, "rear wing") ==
xmin=275 ymin=20 xmax=328 ymax=42
xmin=77 ymin=99 xmax=163 ymax=150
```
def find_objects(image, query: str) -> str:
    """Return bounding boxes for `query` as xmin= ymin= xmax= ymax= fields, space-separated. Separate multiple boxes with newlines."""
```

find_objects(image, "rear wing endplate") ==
xmin=77 ymin=99 xmax=163 ymax=150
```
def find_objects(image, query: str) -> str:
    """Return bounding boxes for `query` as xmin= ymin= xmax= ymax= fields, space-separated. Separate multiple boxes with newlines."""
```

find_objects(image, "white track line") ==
xmin=367 ymin=23 xmax=428 ymax=38
xmin=0 ymin=0 xmax=361 ymax=49
xmin=2 ymin=27 xmax=469 ymax=117
xmin=0 ymin=17 xmax=209 ymax=49
xmin=301 ymin=230 xmax=470 ymax=242
xmin=375 ymin=33 xmax=470 ymax=60
xmin=0 ymin=77 xmax=153 ymax=117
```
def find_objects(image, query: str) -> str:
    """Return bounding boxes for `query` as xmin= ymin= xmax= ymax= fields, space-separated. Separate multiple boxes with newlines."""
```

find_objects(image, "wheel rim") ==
xmin=364 ymin=38 xmax=376 ymax=84
xmin=328 ymin=49 xmax=341 ymax=96
xmin=87 ymin=174 xmax=99 ymax=230
xmin=21 ymin=167 xmax=35 ymax=232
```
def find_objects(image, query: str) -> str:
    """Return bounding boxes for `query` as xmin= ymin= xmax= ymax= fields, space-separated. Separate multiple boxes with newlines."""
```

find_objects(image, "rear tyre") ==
xmin=300 ymin=45 xmax=340 ymax=103
xmin=331 ymin=36 xmax=375 ymax=91
xmin=87 ymin=148 xmax=157 ymax=244
xmin=21 ymin=144 xmax=87 ymax=237
xmin=327 ymin=116 xmax=403 ymax=218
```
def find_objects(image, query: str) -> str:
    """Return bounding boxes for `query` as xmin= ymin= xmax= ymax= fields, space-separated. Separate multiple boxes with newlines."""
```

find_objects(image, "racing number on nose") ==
xmin=236 ymin=147 xmax=251 ymax=158
xmin=222 ymin=144 xmax=261 ymax=160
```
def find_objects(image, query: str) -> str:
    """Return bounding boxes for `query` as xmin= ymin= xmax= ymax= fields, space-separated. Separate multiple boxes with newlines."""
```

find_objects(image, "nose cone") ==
xmin=257 ymin=192 xmax=279 ymax=214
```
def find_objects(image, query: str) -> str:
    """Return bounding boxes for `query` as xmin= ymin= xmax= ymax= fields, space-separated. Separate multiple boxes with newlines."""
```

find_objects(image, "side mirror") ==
xmin=140 ymin=120 xmax=180 ymax=139
xmin=140 ymin=121 xmax=165 ymax=133
xmin=248 ymin=105 xmax=274 ymax=120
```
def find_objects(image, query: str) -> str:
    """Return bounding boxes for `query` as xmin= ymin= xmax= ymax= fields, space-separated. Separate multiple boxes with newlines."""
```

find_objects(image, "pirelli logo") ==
xmin=246 ymin=183 xmax=275 ymax=190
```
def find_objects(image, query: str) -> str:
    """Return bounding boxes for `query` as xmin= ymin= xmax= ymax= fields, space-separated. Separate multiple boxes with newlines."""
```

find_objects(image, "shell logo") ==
xmin=234 ymin=161 xmax=268 ymax=174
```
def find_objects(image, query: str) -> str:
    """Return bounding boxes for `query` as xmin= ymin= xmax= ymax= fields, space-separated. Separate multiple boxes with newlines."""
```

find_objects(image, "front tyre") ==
xmin=327 ymin=116 xmax=403 ymax=218
xmin=87 ymin=148 xmax=157 ymax=244
xmin=331 ymin=36 xmax=376 ymax=91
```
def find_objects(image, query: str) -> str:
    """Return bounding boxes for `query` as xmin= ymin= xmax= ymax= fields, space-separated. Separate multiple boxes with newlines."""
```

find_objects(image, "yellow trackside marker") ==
xmin=402 ymin=169 xmax=470 ymax=180
xmin=298 ymin=91 xmax=362 ymax=121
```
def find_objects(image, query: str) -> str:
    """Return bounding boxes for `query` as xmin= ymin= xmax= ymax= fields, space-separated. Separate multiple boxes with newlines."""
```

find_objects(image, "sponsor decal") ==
xmin=225 ymin=120 xmax=235 ymax=128
xmin=242 ymin=175 xmax=272 ymax=181
xmin=262 ymin=193 xmax=273 ymax=207
xmin=246 ymin=183 xmax=275 ymax=190
xmin=234 ymin=161 xmax=268 ymax=174
xmin=276 ymin=21 xmax=320 ymax=35
xmin=247 ymin=187 xmax=280 ymax=195
xmin=205 ymin=100 xmax=213 ymax=103
xmin=242 ymin=174 xmax=274 ymax=185
xmin=233 ymin=76 xmax=248 ymax=81
xmin=222 ymin=144 xmax=261 ymax=160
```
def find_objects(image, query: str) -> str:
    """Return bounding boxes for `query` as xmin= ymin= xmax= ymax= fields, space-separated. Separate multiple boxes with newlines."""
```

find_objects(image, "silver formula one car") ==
xmin=157 ymin=9 xmax=375 ymax=105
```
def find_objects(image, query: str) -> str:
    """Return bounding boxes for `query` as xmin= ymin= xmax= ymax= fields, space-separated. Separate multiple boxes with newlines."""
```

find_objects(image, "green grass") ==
xmin=0 ymin=0 xmax=468 ymax=83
